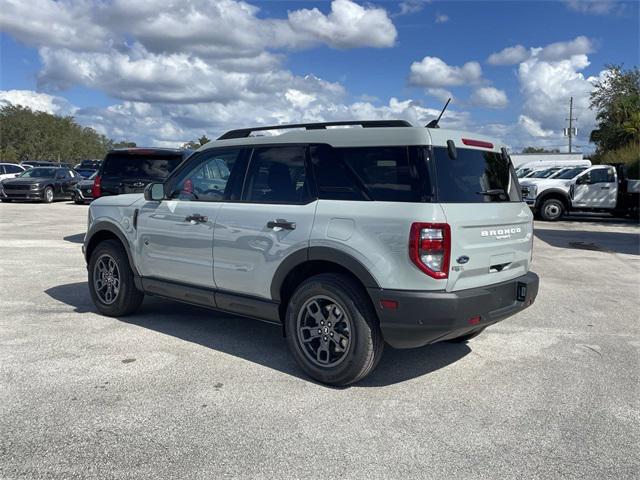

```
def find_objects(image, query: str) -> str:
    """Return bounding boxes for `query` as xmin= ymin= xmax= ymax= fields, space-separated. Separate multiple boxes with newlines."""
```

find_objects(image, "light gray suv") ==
xmin=83 ymin=120 xmax=539 ymax=385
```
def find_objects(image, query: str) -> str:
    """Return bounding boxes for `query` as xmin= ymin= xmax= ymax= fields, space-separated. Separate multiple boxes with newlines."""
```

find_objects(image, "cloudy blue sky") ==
xmin=1 ymin=0 xmax=638 ymax=151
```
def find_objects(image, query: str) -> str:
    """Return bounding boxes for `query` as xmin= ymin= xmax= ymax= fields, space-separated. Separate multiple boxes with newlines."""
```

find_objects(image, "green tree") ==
xmin=589 ymin=65 xmax=640 ymax=152
xmin=182 ymin=134 xmax=212 ymax=150
xmin=521 ymin=146 xmax=560 ymax=153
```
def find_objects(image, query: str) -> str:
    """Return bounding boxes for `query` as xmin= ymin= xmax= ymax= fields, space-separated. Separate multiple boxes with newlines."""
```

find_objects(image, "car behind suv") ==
xmin=84 ymin=121 xmax=539 ymax=385
xmin=92 ymin=148 xmax=189 ymax=199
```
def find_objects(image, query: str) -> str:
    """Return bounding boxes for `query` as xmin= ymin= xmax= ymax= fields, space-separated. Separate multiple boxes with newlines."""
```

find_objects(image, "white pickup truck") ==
xmin=521 ymin=163 xmax=640 ymax=221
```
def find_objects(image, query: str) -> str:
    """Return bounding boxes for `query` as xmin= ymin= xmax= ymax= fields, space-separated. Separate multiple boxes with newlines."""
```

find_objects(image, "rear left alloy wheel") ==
xmin=88 ymin=239 xmax=144 ymax=316
xmin=285 ymin=273 xmax=384 ymax=386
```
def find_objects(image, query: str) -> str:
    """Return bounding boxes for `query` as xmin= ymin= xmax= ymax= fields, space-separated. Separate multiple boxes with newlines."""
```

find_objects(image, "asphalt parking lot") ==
xmin=1 ymin=202 xmax=639 ymax=480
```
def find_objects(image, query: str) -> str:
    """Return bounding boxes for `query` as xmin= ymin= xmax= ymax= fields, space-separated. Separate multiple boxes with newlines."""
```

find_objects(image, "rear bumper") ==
xmin=74 ymin=187 xmax=93 ymax=201
xmin=368 ymin=272 xmax=539 ymax=349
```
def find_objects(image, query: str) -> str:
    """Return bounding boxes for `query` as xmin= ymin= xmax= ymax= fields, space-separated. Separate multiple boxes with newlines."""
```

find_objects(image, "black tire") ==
xmin=446 ymin=327 xmax=485 ymax=343
xmin=1 ymin=199 xmax=11 ymax=203
xmin=539 ymin=198 xmax=564 ymax=221
xmin=285 ymin=273 xmax=384 ymax=386
xmin=42 ymin=186 xmax=54 ymax=204
xmin=88 ymin=239 xmax=144 ymax=317
xmin=74 ymin=198 xmax=84 ymax=205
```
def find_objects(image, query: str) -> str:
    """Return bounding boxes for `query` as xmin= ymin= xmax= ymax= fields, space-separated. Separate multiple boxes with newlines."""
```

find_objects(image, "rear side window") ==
xmin=4 ymin=165 xmax=23 ymax=174
xmin=242 ymin=146 xmax=312 ymax=204
xmin=102 ymin=153 xmax=182 ymax=179
xmin=432 ymin=147 xmax=519 ymax=202
xmin=310 ymin=145 xmax=429 ymax=202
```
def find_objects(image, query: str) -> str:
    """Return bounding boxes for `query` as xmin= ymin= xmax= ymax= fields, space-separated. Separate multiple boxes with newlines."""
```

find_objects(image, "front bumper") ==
xmin=0 ymin=189 xmax=45 ymax=200
xmin=368 ymin=272 xmax=539 ymax=349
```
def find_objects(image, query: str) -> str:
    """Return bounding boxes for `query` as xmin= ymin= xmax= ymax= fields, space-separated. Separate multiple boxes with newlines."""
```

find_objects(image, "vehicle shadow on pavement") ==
xmin=45 ymin=281 xmax=471 ymax=387
xmin=63 ymin=233 xmax=85 ymax=244
xmin=534 ymin=228 xmax=640 ymax=256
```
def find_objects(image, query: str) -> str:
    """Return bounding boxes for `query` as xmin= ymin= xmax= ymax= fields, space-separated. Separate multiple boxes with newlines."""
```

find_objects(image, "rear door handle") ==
xmin=185 ymin=214 xmax=208 ymax=223
xmin=267 ymin=219 xmax=296 ymax=230
xmin=601 ymin=186 xmax=610 ymax=189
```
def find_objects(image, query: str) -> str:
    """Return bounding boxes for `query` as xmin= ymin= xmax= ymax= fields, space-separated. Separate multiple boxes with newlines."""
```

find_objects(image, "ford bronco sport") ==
xmin=83 ymin=120 xmax=539 ymax=386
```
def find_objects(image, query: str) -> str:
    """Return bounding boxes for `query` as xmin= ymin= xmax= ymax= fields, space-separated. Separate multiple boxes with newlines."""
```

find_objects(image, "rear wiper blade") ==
xmin=477 ymin=189 xmax=507 ymax=197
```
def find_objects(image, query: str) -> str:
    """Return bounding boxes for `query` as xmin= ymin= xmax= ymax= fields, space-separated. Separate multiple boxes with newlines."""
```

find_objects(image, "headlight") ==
xmin=31 ymin=184 xmax=41 ymax=190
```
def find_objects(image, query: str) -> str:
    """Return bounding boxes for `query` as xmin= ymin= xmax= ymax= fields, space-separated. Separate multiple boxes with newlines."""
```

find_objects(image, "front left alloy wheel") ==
xmin=88 ymin=239 xmax=144 ymax=316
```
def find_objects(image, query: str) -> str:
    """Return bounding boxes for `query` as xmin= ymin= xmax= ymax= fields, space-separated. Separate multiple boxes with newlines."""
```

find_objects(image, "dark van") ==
xmin=92 ymin=148 xmax=190 ymax=199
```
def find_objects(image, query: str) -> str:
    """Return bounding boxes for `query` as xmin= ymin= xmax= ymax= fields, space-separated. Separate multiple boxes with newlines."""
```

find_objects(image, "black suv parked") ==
xmin=92 ymin=148 xmax=189 ymax=198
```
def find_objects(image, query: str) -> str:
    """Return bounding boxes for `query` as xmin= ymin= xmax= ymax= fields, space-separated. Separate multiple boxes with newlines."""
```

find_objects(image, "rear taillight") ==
xmin=92 ymin=175 xmax=101 ymax=199
xmin=409 ymin=223 xmax=451 ymax=279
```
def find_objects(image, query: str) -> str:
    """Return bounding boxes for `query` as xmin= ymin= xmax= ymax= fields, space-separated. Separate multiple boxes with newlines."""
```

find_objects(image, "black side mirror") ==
xmin=576 ymin=175 xmax=589 ymax=185
xmin=144 ymin=183 xmax=164 ymax=201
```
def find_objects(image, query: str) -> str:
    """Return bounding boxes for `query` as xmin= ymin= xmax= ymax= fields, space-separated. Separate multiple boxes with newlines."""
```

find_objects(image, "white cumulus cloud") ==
xmin=470 ymin=87 xmax=508 ymax=109
xmin=409 ymin=57 xmax=483 ymax=88
xmin=0 ymin=89 xmax=76 ymax=115
xmin=487 ymin=45 xmax=530 ymax=65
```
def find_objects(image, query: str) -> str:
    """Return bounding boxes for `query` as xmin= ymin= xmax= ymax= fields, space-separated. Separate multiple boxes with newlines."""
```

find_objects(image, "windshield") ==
xmin=516 ymin=168 xmax=531 ymax=178
xmin=555 ymin=166 xmax=588 ymax=179
xmin=432 ymin=147 xmax=520 ymax=202
xmin=19 ymin=168 xmax=57 ymax=178
xmin=102 ymin=153 xmax=182 ymax=179
xmin=529 ymin=168 xmax=560 ymax=178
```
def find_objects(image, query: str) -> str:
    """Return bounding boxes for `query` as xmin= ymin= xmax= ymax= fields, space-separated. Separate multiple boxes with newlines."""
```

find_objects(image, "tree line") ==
xmin=0 ymin=105 xmax=133 ymax=164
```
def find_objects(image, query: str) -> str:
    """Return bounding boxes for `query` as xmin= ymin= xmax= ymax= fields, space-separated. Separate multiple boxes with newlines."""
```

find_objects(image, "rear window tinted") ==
xmin=102 ymin=153 xmax=182 ymax=179
xmin=243 ymin=146 xmax=312 ymax=203
xmin=311 ymin=145 xmax=429 ymax=202
xmin=433 ymin=147 xmax=519 ymax=202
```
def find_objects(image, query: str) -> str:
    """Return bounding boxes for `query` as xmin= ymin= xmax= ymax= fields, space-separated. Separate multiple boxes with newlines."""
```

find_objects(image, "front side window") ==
xmin=168 ymin=148 xmax=242 ymax=202
xmin=242 ymin=146 xmax=312 ymax=204
xmin=432 ymin=147 xmax=518 ymax=202
xmin=588 ymin=168 xmax=615 ymax=184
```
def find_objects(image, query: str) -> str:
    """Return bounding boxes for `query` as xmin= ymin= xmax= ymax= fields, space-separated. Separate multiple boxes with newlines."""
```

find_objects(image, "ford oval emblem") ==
xmin=456 ymin=255 xmax=470 ymax=264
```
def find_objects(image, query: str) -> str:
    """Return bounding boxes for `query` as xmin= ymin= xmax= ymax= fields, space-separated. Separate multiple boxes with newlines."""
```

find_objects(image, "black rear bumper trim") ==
xmin=368 ymin=271 xmax=539 ymax=349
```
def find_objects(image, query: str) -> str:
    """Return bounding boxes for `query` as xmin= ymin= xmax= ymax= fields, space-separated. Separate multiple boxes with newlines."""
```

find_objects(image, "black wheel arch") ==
xmin=84 ymin=221 xmax=140 ymax=277
xmin=271 ymin=247 xmax=380 ymax=302
xmin=535 ymin=189 xmax=571 ymax=210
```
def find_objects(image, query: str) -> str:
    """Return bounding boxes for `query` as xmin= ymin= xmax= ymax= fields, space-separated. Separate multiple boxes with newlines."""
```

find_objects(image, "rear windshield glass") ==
xmin=311 ymin=145 xmax=430 ymax=202
xmin=102 ymin=154 xmax=182 ymax=179
xmin=432 ymin=147 xmax=519 ymax=202
xmin=555 ymin=166 xmax=587 ymax=179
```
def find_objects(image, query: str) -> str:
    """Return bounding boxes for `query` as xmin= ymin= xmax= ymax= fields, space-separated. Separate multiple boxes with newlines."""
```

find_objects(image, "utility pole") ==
xmin=565 ymin=97 xmax=577 ymax=153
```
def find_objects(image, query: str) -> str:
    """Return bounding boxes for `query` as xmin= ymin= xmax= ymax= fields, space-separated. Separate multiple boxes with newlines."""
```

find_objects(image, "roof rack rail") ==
xmin=217 ymin=120 xmax=412 ymax=140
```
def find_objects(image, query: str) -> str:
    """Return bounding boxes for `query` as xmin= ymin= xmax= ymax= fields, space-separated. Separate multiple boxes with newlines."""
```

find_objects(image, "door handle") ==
xmin=600 ymin=186 xmax=610 ymax=189
xmin=267 ymin=219 xmax=296 ymax=230
xmin=185 ymin=214 xmax=208 ymax=223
